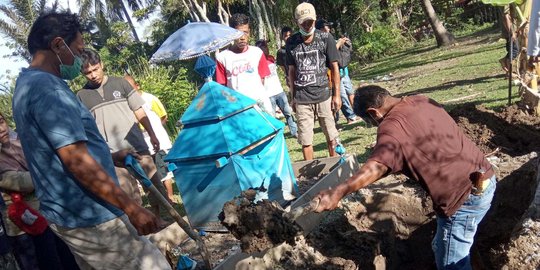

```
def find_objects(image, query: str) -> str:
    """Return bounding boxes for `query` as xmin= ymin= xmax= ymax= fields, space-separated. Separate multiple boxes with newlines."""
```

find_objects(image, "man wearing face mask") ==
xmin=12 ymin=12 xmax=170 ymax=269
xmin=314 ymin=85 xmax=496 ymax=270
xmin=286 ymin=2 xmax=342 ymax=160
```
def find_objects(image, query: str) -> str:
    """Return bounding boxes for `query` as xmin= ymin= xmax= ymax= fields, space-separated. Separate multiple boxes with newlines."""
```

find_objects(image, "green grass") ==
xmin=284 ymin=27 xmax=518 ymax=162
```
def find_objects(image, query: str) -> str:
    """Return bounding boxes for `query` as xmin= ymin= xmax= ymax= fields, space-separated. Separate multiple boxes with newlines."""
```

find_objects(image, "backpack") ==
xmin=337 ymin=42 xmax=352 ymax=68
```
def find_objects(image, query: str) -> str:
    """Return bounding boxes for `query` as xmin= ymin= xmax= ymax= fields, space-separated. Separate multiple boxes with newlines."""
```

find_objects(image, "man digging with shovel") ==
xmin=314 ymin=85 xmax=496 ymax=270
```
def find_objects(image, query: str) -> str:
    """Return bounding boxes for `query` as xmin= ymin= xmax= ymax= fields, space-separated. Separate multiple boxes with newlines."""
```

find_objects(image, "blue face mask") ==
xmin=56 ymin=40 xmax=82 ymax=80
xmin=299 ymin=25 xmax=315 ymax=37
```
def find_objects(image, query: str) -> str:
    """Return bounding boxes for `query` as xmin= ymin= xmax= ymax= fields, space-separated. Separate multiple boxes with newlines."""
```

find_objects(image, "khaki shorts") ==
xmin=116 ymin=154 xmax=169 ymax=208
xmin=49 ymin=215 xmax=170 ymax=270
xmin=295 ymin=98 xmax=339 ymax=146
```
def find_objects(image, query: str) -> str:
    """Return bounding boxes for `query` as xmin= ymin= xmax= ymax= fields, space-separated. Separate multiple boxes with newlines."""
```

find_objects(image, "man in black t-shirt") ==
xmin=286 ymin=2 xmax=341 ymax=160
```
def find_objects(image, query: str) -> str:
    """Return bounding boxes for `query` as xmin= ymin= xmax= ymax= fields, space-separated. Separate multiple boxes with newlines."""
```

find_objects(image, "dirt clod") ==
xmin=219 ymin=190 xmax=300 ymax=253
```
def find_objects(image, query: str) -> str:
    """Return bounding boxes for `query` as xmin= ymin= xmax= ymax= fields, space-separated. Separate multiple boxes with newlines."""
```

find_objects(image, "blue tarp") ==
xmin=169 ymin=130 xmax=297 ymax=231
xmin=179 ymin=81 xmax=257 ymax=125
xmin=165 ymin=78 xmax=297 ymax=231
xmin=166 ymin=81 xmax=284 ymax=161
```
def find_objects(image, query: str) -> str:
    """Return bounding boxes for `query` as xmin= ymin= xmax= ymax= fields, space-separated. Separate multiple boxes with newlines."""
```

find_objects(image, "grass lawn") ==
xmin=284 ymin=26 xmax=517 ymax=162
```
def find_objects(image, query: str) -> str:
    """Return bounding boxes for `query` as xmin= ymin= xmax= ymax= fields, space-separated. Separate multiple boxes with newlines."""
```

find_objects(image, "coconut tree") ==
xmin=420 ymin=0 xmax=455 ymax=47
xmin=0 ymin=0 xmax=59 ymax=63
xmin=78 ymin=0 xmax=156 ymax=43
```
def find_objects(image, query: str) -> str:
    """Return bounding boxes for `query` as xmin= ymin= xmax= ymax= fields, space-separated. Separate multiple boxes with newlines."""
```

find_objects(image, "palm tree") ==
xmin=420 ymin=0 xmax=455 ymax=47
xmin=78 ymin=0 xmax=156 ymax=43
xmin=0 ymin=0 xmax=59 ymax=63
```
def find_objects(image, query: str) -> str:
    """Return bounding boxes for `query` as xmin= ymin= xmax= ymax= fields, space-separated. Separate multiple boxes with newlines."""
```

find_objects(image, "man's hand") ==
xmin=331 ymin=95 xmax=342 ymax=113
xmin=124 ymin=204 xmax=160 ymax=235
xmin=150 ymin=134 xmax=160 ymax=153
xmin=314 ymin=186 xmax=346 ymax=212
xmin=336 ymin=37 xmax=351 ymax=49
xmin=314 ymin=160 xmax=389 ymax=213
xmin=291 ymin=100 xmax=296 ymax=113
xmin=111 ymin=150 xmax=141 ymax=167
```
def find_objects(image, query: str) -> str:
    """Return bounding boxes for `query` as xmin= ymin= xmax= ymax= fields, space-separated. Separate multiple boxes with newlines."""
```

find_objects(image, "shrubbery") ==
xmin=128 ymin=59 xmax=198 ymax=138
xmin=355 ymin=25 xmax=410 ymax=62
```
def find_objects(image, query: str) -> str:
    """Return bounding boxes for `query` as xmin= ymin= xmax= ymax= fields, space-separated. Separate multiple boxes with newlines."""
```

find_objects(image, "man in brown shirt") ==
xmin=315 ymin=85 xmax=496 ymax=270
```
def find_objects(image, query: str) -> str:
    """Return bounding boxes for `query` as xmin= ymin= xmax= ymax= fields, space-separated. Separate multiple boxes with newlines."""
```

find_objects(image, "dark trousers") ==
xmin=9 ymin=227 xmax=79 ymax=270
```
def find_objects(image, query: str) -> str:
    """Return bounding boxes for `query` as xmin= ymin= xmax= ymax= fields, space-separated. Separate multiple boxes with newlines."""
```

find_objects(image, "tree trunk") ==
xmin=267 ymin=1 xmax=281 ymax=48
xmin=189 ymin=0 xmax=210 ymax=22
xmin=180 ymin=0 xmax=200 ymax=22
xmin=217 ymin=0 xmax=230 ymax=25
xmin=258 ymin=0 xmax=273 ymax=41
xmin=421 ymin=0 xmax=455 ymax=47
xmin=120 ymin=1 xmax=140 ymax=42
xmin=249 ymin=0 xmax=266 ymax=40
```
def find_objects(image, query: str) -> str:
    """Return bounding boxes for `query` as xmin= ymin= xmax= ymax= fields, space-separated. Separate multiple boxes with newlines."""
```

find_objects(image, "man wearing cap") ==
xmin=287 ymin=2 xmax=342 ymax=160
xmin=316 ymin=19 xmax=359 ymax=127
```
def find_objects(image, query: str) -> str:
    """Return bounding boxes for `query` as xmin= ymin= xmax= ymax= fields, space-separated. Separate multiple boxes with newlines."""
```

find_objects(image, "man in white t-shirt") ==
xmin=215 ymin=13 xmax=274 ymax=115
xmin=255 ymin=39 xmax=298 ymax=138
xmin=125 ymin=75 xmax=176 ymax=203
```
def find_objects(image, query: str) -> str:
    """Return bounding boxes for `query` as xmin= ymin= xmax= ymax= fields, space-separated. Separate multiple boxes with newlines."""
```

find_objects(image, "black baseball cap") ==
xmin=315 ymin=19 xmax=333 ymax=30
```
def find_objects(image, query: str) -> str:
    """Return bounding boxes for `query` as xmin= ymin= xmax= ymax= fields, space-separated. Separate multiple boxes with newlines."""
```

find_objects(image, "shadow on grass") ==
xmin=397 ymin=74 xmax=506 ymax=97
xmin=354 ymin=27 xmax=503 ymax=81
xmin=358 ymin=44 xmax=501 ymax=81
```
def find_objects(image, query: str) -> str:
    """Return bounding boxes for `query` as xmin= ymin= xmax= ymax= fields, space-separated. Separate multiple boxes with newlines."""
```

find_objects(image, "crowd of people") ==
xmin=2 ymin=1 xmax=540 ymax=270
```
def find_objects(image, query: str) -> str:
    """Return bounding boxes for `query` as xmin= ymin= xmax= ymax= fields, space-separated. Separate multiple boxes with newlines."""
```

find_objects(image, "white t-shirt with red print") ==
xmin=215 ymin=46 xmax=273 ymax=114
xmin=263 ymin=55 xmax=285 ymax=97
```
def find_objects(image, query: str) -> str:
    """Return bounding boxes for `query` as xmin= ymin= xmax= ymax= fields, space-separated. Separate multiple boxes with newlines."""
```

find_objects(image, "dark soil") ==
xmin=450 ymin=104 xmax=540 ymax=156
xmin=296 ymin=174 xmax=327 ymax=194
xmin=218 ymin=189 xmax=300 ymax=253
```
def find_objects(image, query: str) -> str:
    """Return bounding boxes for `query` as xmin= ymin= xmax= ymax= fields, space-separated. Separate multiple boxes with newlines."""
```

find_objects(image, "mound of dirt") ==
xmin=450 ymin=104 xmax=540 ymax=156
xmin=218 ymin=189 xmax=300 ymax=253
xmin=450 ymin=103 xmax=540 ymax=269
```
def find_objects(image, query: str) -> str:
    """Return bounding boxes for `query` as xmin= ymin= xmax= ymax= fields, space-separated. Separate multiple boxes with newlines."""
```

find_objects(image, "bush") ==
xmin=355 ymin=25 xmax=408 ymax=62
xmin=128 ymin=59 xmax=198 ymax=139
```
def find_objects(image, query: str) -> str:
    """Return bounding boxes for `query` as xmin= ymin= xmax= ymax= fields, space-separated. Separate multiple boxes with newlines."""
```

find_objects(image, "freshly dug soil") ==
xmin=450 ymin=104 xmax=540 ymax=156
xmin=450 ymin=104 xmax=540 ymax=269
xmin=218 ymin=189 xmax=300 ymax=253
xmin=296 ymin=174 xmax=327 ymax=194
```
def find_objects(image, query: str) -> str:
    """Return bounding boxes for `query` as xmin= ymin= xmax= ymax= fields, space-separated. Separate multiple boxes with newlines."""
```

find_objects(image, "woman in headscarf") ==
xmin=0 ymin=111 xmax=78 ymax=270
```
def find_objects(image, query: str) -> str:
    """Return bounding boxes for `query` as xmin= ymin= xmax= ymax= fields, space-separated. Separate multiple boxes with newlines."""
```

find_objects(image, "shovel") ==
xmin=283 ymin=197 xmax=321 ymax=222
xmin=124 ymin=154 xmax=212 ymax=270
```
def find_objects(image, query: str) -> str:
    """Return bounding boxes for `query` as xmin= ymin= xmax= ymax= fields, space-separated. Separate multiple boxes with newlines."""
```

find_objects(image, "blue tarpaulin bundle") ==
xmin=165 ymin=80 xmax=298 ymax=231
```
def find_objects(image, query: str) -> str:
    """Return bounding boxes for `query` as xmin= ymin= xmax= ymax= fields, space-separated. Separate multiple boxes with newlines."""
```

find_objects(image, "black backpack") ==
xmin=337 ymin=42 xmax=352 ymax=68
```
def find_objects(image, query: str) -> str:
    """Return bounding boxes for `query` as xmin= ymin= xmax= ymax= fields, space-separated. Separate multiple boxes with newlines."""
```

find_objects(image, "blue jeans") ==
xmin=270 ymin=92 xmax=298 ymax=137
xmin=335 ymin=74 xmax=356 ymax=121
xmin=432 ymin=176 xmax=496 ymax=270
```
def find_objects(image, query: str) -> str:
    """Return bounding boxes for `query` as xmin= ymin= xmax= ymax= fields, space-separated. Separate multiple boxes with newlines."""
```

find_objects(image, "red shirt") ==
xmin=368 ymin=95 xmax=494 ymax=217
